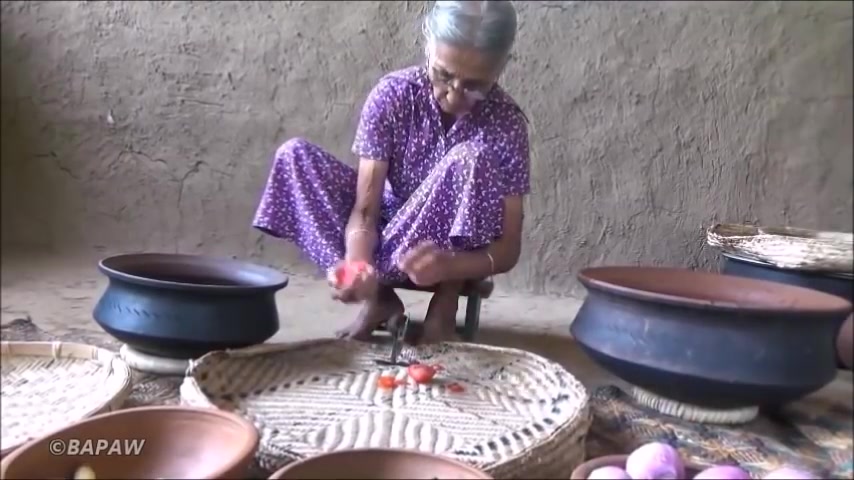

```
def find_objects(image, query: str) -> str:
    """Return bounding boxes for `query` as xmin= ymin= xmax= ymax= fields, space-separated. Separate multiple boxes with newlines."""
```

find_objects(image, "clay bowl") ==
xmin=570 ymin=454 xmax=702 ymax=479
xmin=93 ymin=253 xmax=288 ymax=359
xmin=720 ymin=252 xmax=854 ymax=370
xmin=570 ymin=266 xmax=852 ymax=409
xmin=267 ymin=448 xmax=492 ymax=479
xmin=0 ymin=406 xmax=259 ymax=479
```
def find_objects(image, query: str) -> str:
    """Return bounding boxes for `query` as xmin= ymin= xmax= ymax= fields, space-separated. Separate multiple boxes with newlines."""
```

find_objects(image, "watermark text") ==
xmin=49 ymin=438 xmax=146 ymax=456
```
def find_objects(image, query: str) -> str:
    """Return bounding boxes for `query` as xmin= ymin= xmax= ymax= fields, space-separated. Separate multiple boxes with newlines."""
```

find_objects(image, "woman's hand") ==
xmin=328 ymin=260 xmax=379 ymax=303
xmin=399 ymin=241 xmax=453 ymax=286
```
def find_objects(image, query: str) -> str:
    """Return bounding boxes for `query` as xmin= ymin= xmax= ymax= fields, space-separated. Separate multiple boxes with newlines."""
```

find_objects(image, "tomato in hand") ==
xmin=334 ymin=260 xmax=369 ymax=288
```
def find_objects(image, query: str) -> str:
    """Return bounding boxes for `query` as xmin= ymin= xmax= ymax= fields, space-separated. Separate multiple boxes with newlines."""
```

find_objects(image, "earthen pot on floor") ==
xmin=570 ymin=266 xmax=852 ymax=410
xmin=93 ymin=253 xmax=288 ymax=359
xmin=720 ymin=252 xmax=854 ymax=370
xmin=267 ymin=448 xmax=492 ymax=479
xmin=0 ymin=406 xmax=259 ymax=479
xmin=837 ymin=314 xmax=853 ymax=370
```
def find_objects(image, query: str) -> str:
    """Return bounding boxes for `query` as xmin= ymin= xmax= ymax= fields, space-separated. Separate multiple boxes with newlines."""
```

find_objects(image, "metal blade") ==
xmin=389 ymin=314 xmax=410 ymax=365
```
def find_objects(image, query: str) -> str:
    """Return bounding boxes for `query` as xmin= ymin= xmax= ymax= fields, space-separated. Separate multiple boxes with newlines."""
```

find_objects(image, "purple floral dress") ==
xmin=253 ymin=66 xmax=530 ymax=282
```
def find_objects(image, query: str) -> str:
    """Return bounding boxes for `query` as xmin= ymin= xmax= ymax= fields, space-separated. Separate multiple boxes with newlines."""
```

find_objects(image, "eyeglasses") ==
xmin=428 ymin=64 xmax=492 ymax=102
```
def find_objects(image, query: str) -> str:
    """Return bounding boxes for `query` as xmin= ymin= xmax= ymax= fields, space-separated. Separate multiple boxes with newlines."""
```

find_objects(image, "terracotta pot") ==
xmin=720 ymin=252 xmax=854 ymax=370
xmin=268 ymin=448 xmax=492 ymax=479
xmin=570 ymin=454 xmax=703 ymax=479
xmin=93 ymin=253 xmax=288 ymax=359
xmin=0 ymin=406 xmax=259 ymax=479
xmin=838 ymin=314 xmax=853 ymax=370
xmin=570 ymin=266 xmax=852 ymax=409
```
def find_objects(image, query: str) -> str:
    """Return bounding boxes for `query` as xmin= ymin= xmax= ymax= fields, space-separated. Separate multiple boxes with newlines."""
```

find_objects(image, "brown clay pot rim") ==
xmin=99 ymin=253 xmax=289 ymax=292
xmin=267 ymin=448 xmax=494 ymax=479
xmin=0 ymin=406 xmax=260 ymax=479
xmin=578 ymin=266 xmax=852 ymax=313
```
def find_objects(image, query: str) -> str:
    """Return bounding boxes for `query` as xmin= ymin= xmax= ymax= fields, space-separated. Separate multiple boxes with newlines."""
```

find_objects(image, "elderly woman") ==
xmin=253 ymin=0 xmax=528 ymax=344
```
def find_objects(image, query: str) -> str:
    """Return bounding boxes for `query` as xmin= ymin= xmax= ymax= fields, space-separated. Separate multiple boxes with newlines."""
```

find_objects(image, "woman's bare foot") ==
xmin=420 ymin=282 xmax=463 ymax=344
xmin=335 ymin=286 xmax=404 ymax=341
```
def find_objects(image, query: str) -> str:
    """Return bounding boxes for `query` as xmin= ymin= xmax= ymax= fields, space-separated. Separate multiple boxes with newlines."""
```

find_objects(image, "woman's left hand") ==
xmin=399 ymin=241 xmax=453 ymax=286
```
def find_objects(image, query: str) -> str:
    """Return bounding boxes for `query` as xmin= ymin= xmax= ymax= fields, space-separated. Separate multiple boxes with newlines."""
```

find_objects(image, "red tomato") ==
xmin=377 ymin=376 xmax=397 ymax=390
xmin=447 ymin=382 xmax=465 ymax=393
xmin=335 ymin=261 xmax=369 ymax=288
xmin=407 ymin=364 xmax=437 ymax=384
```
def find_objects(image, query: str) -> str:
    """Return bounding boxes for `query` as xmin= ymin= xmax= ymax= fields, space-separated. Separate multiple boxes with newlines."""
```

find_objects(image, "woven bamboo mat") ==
xmin=586 ymin=385 xmax=853 ymax=479
xmin=1 ymin=340 xmax=132 ymax=455
xmin=0 ymin=318 xmax=182 ymax=407
xmin=181 ymin=340 xmax=591 ymax=478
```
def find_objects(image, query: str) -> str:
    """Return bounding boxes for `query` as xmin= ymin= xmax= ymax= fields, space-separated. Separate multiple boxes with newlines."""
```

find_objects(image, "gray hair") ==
xmin=423 ymin=1 xmax=518 ymax=63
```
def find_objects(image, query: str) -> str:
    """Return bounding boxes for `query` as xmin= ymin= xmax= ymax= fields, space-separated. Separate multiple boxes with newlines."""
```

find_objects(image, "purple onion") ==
xmin=625 ymin=442 xmax=685 ymax=480
xmin=763 ymin=467 xmax=818 ymax=479
xmin=587 ymin=466 xmax=632 ymax=480
xmin=693 ymin=465 xmax=751 ymax=479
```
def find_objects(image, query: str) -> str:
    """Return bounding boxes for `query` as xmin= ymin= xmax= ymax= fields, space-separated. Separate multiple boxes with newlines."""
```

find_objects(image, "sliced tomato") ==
xmin=377 ymin=375 xmax=398 ymax=390
xmin=447 ymin=382 xmax=465 ymax=393
xmin=407 ymin=364 xmax=437 ymax=384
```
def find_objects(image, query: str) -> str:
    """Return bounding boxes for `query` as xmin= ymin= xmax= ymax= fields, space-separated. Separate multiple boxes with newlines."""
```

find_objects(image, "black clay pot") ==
xmin=570 ymin=266 xmax=852 ymax=409
xmin=720 ymin=252 xmax=854 ymax=370
xmin=93 ymin=253 xmax=288 ymax=359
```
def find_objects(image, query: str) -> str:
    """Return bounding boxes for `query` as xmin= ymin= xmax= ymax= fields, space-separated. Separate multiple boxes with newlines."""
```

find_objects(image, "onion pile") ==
xmin=586 ymin=442 xmax=818 ymax=480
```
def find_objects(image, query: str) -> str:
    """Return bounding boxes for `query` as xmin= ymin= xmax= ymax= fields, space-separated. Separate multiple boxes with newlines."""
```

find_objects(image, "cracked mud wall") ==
xmin=1 ymin=1 xmax=852 ymax=296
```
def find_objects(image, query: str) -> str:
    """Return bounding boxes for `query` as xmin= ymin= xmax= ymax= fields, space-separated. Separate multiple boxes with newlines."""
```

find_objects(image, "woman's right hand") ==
xmin=328 ymin=260 xmax=379 ymax=304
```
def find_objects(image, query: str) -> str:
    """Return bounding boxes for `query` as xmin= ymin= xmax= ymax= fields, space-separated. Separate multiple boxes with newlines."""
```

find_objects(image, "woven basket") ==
xmin=0 ymin=341 xmax=133 ymax=456
xmin=180 ymin=340 xmax=591 ymax=479
xmin=706 ymin=223 xmax=854 ymax=273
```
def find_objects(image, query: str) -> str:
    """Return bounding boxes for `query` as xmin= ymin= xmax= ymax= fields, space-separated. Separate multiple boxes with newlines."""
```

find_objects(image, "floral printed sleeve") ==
xmin=351 ymin=78 xmax=407 ymax=162
xmin=497 ymin=108 xmax=531 ymax=196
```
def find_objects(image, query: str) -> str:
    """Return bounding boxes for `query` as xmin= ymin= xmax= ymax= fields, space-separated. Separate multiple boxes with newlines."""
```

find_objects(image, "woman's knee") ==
xmin=443 ymin=141 xmax=499 ymax=172
xmin=272 ymin=137 xmax=327 ymax=176
xmin=275 ymin=137 xmax=313 ymax=163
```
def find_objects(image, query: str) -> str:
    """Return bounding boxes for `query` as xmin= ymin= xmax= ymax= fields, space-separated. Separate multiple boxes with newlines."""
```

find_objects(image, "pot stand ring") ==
xmin=120 ymin=344 xmax=190 ymax=376
xmin=631 ymin=386 xmax=759 ymax=425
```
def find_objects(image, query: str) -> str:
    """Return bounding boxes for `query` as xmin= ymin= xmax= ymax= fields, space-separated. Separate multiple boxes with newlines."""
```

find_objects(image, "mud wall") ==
xmin=2 ymin=1 xmax=851 ymax=296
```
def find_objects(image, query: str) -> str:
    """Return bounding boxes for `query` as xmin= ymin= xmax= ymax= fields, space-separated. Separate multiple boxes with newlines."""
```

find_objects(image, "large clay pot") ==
xmin=720 ymin=252 xmax=854 ymax=370
xmin=837 ymin=314 xmax=853 ymax=370
xmin=570 ymin=266 xmax=852 ymax=409
xmin=93 ymin=253 xmax=288 ymax=359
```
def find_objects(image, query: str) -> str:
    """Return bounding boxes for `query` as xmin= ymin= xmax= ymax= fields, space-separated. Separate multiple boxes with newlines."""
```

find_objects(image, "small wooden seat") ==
xmin=380 ymin=278 xmax=493 ymax=341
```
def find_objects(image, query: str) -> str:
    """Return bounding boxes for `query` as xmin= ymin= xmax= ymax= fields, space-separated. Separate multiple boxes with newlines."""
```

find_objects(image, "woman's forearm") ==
xmin=345 ymin=207 xmax=379 ymax=264
xmin=445 ymin=240 xmax=520 ymax=281
xmin=346 ymin=159 xmax=389 ymax=264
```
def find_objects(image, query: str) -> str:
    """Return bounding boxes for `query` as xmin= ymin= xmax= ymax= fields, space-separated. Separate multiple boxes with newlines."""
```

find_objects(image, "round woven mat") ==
xmin=706 ymin=223 xmax=854 ymax=272
xmin=0 ymin=341 xmax=133 ymax=455
xmin=181 ymin=339 xmax=591 ymax=479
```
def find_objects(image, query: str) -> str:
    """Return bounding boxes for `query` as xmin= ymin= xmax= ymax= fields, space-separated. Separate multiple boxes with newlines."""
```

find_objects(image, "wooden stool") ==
xmin=381 ymin=278 xmax=494 ymax=341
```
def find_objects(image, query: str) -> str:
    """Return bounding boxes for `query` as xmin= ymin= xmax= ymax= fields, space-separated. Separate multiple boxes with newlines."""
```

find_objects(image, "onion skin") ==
xmin=625 ymin=442 xmax=685 ymax=480
xmin=763 ymin=467 xmax=818 ymax=479
xmin=694 ymin=465 xmax=751 ymax=479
